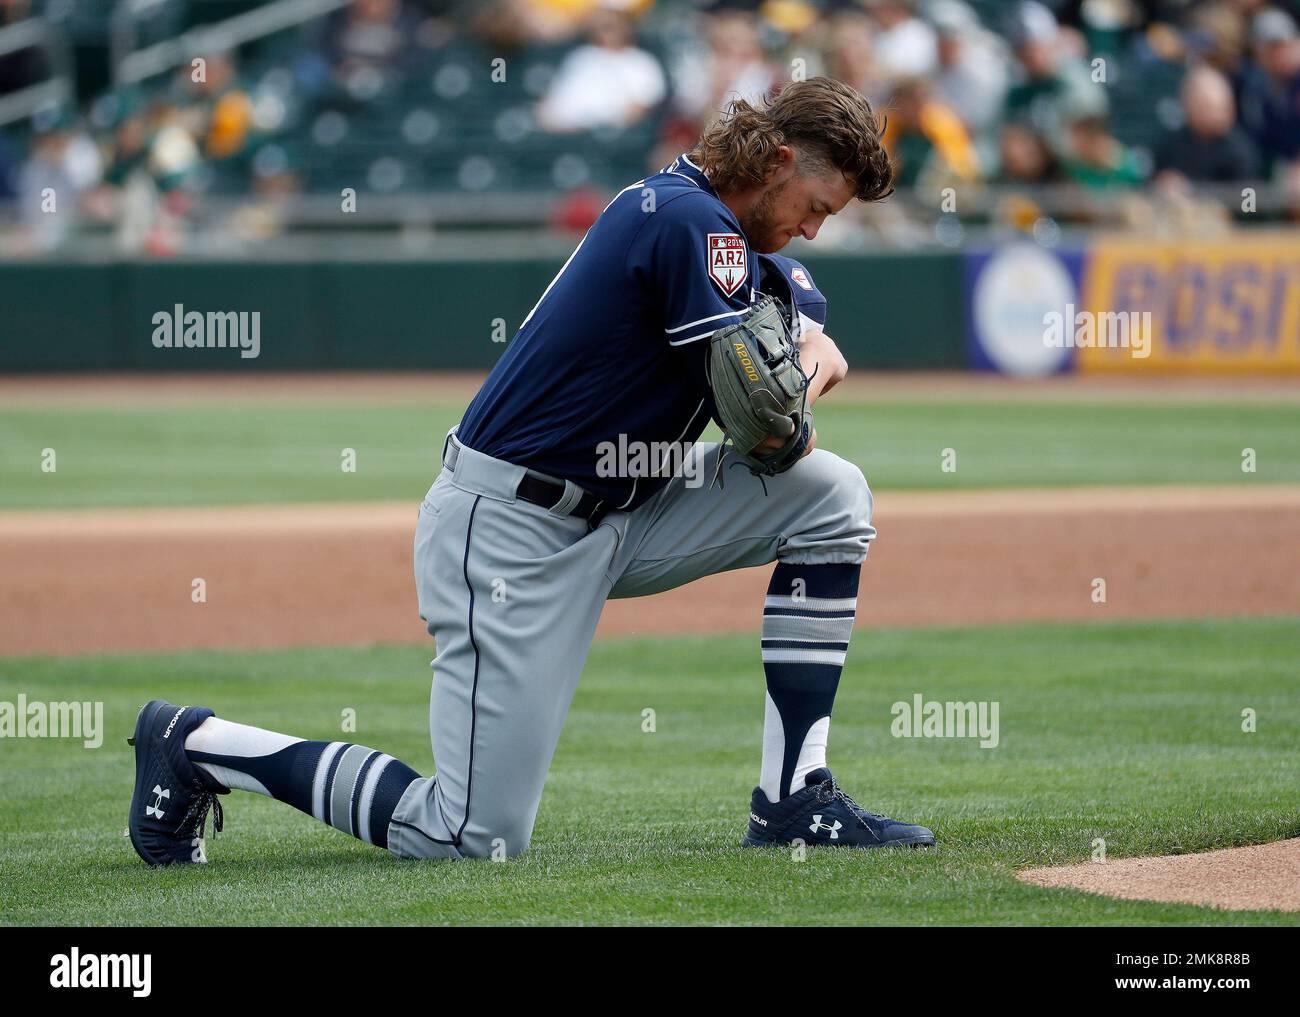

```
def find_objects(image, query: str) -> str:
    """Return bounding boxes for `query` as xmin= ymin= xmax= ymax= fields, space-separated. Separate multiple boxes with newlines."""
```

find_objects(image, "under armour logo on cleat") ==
xmin=809 ymin=815 xmax=842 ymax=839
xmin=145 ymin=785 xmax=170 ymax=818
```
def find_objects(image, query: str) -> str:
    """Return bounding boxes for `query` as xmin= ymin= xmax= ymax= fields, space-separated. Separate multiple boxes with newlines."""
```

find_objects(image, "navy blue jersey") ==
xmin=457 ymin=154 xmax=822 ymax=511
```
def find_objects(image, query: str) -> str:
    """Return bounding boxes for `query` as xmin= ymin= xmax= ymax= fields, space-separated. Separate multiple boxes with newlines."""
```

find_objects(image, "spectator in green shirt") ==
xmin=1062 ymin=114 xmax=1148 ymax=189
xmin=1003 ymin=0 xmax=1107 ymax=153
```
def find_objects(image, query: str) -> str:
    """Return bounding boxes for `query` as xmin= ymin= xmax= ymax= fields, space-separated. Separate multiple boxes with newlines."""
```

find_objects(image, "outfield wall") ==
xmin=4 ymin=232 xmax=1297 ymax=373
xmin=0 ymin=251 xmax=964 ymax=372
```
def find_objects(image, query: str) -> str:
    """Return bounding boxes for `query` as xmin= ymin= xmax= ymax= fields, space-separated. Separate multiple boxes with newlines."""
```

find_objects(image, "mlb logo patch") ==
xmin=707 ymin=233 xmax=748 ymax=297
xmin=791 ymin=267 xmax=813 ymax=291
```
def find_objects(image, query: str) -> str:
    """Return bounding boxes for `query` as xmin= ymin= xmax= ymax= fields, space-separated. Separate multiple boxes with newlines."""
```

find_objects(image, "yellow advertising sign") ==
xmin=1078 ymin=234 xmax=1300 ymax=373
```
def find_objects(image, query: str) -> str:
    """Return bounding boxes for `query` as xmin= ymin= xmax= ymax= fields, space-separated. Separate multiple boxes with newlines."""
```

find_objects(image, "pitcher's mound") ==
xmin=1018 ymin=838 xmax=1300 ymax=912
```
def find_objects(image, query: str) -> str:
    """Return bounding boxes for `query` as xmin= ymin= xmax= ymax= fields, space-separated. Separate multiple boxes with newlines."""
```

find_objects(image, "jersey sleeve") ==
xmin=633 ymin=193 xmax=755 ymax=347
xmin=758 ymin=253 xmax=828 ymax=340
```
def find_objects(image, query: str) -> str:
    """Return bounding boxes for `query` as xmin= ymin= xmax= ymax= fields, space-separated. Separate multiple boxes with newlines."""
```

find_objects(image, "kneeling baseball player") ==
xmin=127 ymin=77 xmax=936 ymax=865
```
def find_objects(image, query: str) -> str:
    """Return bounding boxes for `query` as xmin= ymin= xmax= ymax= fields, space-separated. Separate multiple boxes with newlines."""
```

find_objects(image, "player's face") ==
xmin=740 ymin=166 xmax=856 ymax=254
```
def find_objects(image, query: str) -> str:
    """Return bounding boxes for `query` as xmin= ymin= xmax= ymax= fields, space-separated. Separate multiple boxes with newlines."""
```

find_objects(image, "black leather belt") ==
xmin=444 ymin=435 xmax=608 ymax=529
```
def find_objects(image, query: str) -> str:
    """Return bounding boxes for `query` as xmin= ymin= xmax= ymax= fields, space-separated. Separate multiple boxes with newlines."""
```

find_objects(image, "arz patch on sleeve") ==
xmin=707 ymin=233 xmax=748 ymax=297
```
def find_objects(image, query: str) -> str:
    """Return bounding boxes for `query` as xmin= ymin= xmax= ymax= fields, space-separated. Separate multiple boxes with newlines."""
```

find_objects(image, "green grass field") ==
xmin=2 ymin=618 xmax=1297 ymax=926
xmin=3 ymin=398 xmax=1298 ymax=508
xmin=2 ymin=383 xmax=1295 ymax=925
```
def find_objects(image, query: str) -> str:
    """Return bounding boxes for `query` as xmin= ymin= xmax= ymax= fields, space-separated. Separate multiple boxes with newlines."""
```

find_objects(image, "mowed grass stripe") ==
xmin=1 ymin=400 xmax=1298 ymax=508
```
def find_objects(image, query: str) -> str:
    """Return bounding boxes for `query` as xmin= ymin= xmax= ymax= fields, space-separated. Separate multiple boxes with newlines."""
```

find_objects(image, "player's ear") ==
xmin=765 ymin=145 xmax=797 ymax=184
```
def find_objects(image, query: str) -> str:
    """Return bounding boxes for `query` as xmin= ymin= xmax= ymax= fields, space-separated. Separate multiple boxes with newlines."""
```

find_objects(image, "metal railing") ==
xmin=886 ymin=180 xmax=1298 ymax=222
xmin=0 ymin=180 xmax=1289 ymax=248
xmin=112 ymin=0 xmax=350 ymax=84
xmin=0 ymin=17 xmax=71 ymax=127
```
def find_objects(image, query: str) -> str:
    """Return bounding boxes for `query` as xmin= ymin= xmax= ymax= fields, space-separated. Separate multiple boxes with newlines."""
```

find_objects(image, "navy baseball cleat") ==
xmin=127 ymin=699 xmax=228 ymax=866
xmin=743 ymin=768 xmax=935 ymax=849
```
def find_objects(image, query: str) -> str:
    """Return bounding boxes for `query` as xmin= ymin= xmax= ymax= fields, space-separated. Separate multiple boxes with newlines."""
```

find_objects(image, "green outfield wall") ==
xmin=0 ymin=250 xmax=964 ymax=372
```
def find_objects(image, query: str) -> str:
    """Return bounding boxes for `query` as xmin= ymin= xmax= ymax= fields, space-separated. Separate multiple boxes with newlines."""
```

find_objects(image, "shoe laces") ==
xmin=817 ymin=775 xmax=886 ymax=824
xmin=174 ymin=783 xmax=224 ymax=841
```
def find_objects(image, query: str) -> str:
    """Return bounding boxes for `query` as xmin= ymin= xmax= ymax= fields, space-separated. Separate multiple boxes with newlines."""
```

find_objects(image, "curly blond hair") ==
xmin=690 ymin=77 xmax=893 ymax=202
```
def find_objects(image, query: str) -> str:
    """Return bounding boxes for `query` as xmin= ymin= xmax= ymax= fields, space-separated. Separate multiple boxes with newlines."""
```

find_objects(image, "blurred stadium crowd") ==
xmin=0 ymin=0 xmax=1297 ymax=253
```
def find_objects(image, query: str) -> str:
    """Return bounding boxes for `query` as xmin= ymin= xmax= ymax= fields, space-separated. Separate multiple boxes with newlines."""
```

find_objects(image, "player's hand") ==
xmin=754 ymin=426 xmax=816 ymax=459
xmin=799 ymin=328 xmax=848 ymax=405
xmin=743 ymin=326 xmax=837 ymax=462
xmin=746 ymin=327 xmax=840 ymax=460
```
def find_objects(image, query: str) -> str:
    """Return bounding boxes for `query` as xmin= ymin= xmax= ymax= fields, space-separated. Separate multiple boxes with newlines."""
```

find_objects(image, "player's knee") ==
xmin=456 ymin=816 xmax=533 ymax=861
xmin=846 ymin=463 xmax=874 ymax=536
xmin=778 ymin=451 xmax=874 ymax=562
xmin=802 ymin=450 xmax=874 ymax=535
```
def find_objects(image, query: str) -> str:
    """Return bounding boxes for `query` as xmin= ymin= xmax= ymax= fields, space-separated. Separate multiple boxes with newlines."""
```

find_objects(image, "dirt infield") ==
xmin=1018 ymin=838 xmax=1300 ymax=912
xmin=2 ymin=485 xmax=1297 ymax=656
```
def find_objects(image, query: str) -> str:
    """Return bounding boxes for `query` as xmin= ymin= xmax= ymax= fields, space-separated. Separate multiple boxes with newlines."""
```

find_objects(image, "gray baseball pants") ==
xmin=388 ymin=433 xmax=874 ymax=860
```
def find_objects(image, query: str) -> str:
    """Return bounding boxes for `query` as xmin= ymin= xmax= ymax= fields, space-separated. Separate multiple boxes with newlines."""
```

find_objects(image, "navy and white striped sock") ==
xmin=186 ymin=719 xmax=420 ymax=849
xmin=759 ymin=561 xmax=861 ymax=803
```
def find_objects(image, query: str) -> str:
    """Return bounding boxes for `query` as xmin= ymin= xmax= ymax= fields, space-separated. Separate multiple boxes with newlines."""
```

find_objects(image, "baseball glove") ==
xmin=706 ymin=295 xmax=814 ymax=482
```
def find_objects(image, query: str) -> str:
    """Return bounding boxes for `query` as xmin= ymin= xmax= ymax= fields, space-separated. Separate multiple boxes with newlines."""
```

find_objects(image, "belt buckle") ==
xmin=585 ymin=498 xmax=608 ymax=532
